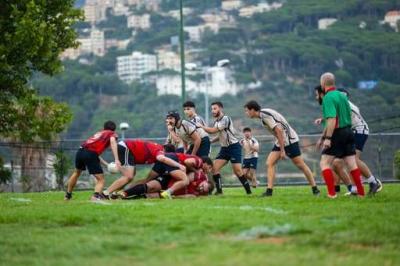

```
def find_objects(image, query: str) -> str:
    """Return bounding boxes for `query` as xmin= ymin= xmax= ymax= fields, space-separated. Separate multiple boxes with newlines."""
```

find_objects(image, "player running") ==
xmin=244 ymin=101 xmax=320 ymax=197
xmin=197 ymin=101 xmax=252 ymax=195
xmin=64 ymin=121 xmax=120 ymax=201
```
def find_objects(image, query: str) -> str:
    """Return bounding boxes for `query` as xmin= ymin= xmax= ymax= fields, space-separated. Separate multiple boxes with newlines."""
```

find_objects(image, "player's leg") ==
xmin=332 ymin=158 xmax=354 ymax=193
xmin=65 ymin=169 xmax=82 ymax=200
xmin=91 ymin=173 xmax=106 ymax=200
xmin=212 ymin=158 xmax=228 ymax=194
xmin=291 ymin=155 xmax=320 ymax=195
xmin=263 ymin=151 xmax=280 ymax=196
xmin=355 ymin=150 xmax=381 ymax=194
xmin=343 ymin=155 xmax=365 ymax=196
xmin=232 ymin=162 xmax=251 ymax=194
xmin=161 ymin=170 xmax=189 ymax=199
xmin=104 ymin=166 xmax=135 ymax=196
xmin=122 ymin=179 xmax=162 ymax=199
xmin=320 ymin=154 xmax=337 ymax=198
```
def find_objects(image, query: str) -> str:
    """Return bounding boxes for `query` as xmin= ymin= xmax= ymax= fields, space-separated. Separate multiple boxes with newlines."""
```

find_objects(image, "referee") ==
xmin=318 ymin=73 xmax=365 ymax=198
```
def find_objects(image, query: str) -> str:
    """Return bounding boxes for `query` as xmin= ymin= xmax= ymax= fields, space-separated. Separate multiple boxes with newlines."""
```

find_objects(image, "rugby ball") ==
xmin=107 ymin=162 xmax=119 ymax=173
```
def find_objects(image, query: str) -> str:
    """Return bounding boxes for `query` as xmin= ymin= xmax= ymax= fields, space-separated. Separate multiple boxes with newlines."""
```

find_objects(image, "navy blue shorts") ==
xmin=216 ymin=142 xmax=242 ymax=164
xmin=187 ymin=136 xmax=211 ymax=157
xmin=152 ymin=153 xmax=180 ymax=175
xmin=242 ymin=158 xmax=258 ymax=169
xmin=354 ymin=133 xmax=368 ymax=151
xmin=75 ymin=148 xmax=103 ymax=175
xmin=272 ymin=142 xmax=301 ymax=159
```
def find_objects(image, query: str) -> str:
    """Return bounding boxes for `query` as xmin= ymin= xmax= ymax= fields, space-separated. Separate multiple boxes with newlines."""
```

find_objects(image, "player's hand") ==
xmin=280 ymin=150 xmax=286 ymax=160
xmin=167 ymin=124 xmax=174 ymax=131
xmin=196 ymin=123 xmax=204 ymax=128
xmin=114 ymin=160 xmax=121 ymax=170
xmin=322 ymin=139 xmax=331 ymax=150
xmin=314 ymin=118 xmax=323 ymax=125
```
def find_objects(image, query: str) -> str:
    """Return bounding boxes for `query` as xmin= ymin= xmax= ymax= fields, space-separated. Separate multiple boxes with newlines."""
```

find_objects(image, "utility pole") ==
xmin=179 ymin=0 xmax=186 ymax=106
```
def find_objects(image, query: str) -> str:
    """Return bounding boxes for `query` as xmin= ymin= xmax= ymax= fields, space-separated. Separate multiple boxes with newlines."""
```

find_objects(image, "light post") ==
xmin=119 ymin=122 xmax=129 ymax=140
xmin=179 ymin=0 xmax=186 ymax=106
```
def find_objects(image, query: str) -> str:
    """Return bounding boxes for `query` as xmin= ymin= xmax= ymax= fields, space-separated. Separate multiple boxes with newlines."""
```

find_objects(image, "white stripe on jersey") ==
xmin=213 ymin=115 xmax=240 ymax=147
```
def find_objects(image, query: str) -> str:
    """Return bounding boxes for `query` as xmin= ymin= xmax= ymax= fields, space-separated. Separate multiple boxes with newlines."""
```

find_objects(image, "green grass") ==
xmin=1 ymin=185 xmax=400 ymax=266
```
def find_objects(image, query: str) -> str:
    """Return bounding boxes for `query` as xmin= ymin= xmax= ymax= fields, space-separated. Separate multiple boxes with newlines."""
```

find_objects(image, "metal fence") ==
xmin=0 ymin=133 xmax=399 ymax=192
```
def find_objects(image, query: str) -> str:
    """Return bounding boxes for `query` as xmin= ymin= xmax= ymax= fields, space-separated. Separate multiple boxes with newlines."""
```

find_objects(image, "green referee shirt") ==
xmin=322 ymin=87 xmax=352 ymax=129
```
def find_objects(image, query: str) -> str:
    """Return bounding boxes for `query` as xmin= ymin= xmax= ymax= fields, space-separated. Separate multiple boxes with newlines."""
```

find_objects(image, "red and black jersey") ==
xmin=125 ymin=140 xmax=164 ymax=164
xmin=175 ymin=153 xmax=203 ymax=170
xmin=171 ymin=170 xmax=208 ymax=196
xmin=81 ymin=130 xmax=118 ymax=155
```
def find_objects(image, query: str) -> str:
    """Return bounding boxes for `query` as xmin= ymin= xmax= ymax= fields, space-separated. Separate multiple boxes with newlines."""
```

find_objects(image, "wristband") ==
xmin=324 ymin=136 xmax=332 ymax=140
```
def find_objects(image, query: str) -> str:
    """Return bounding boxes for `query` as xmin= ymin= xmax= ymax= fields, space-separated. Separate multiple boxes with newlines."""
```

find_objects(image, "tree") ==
xmin=0 ymin=0 xmax=82 ymax=136
xmin=53 ymin=150 xmax=71 ymax=190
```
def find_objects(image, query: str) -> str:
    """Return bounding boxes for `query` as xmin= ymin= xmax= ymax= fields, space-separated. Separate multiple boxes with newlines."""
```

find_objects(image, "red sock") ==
xmin=322 ymin=169 xmax=336 ymax=196
xmin=350 ymin=168 xmax=365 ymax=196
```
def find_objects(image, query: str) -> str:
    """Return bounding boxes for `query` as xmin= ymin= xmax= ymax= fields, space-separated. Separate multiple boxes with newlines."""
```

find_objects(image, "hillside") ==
xmin=32 ymin=0 xmax=400 ymax=139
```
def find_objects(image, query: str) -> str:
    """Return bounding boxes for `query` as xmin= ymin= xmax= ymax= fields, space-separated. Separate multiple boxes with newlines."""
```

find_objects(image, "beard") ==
xmin=212 ymin=111 xmax=220 ymax=117
xmin=318 ymin=97 xmax=323 ymax=105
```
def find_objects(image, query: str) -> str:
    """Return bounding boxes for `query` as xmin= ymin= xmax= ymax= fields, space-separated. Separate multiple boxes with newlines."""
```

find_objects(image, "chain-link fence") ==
xmin=0 ymin=133 xmax=399 ymax=192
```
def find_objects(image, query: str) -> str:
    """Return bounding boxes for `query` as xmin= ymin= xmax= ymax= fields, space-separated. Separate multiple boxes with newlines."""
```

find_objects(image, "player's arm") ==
xmin=156 ymin=154 xmax=186 ymax=172
xmin=110 ymin=137 xmax=121 ymax=168
xmin=190 ymin=131 xmax=201 ymax=155
xmin=183 ymin=158 xmax=198 ymax=173
xmin=167 ymin=126 xmax=181 ymax=143
xmin=210 ymin=136 xmax=219 ymax=143
xmin=250 ymin=141 xmax=259 ymax=152
xmin=273 ymin=126 xmax=286 ymax=159
xmin=99 ymin=156 xmax=108 ymax=167
xmin=197 ymin=124 xmax=219 ymax=134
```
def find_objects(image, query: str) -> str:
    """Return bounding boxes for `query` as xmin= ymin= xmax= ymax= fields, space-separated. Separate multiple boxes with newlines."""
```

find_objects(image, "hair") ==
xmin=182 ymin=101 xmax=195 ymax=108
xmin=201 ymin=156 xmax=213 ymax=167
xmin=211 ymin=101 xmax=223 ymax=108
xmin=166 ymin=110 xmax=180 ymax=121
xmin=163 ymin=144 xmax=176 ymax=152
xmin=243 ymin=127 xmax=251 ymax=132
xmin=320 ymin=72 xmax=335 ymax=88
xmin=314 ymin=85 xmax=324 ymax=95
xmin=103 ymin=121 xmax=116 ymax=131
xmin=243 ymin=100 xmax=261 ymax=111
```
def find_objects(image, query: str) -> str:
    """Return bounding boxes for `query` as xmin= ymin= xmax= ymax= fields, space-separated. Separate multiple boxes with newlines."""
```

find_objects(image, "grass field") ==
xmin=1 ymin=185 xmax=400 ymax=266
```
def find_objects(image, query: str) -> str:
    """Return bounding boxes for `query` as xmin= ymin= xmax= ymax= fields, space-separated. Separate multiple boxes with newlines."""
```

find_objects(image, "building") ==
xmin=221 ymin=0 xmax=242 ymax=11
xmin=167 ymin=8 xmax=193 ymax=19
xmin=127 ymin=0 xmax=160 ymax=12
xmin=184 ymin=24 xmax=219 ymax=43
xmin=318 ymin=18 xmax=337 ymax=30
xmin=157 ymin=50 xmax=181 ymax=71
xmin=239 ymin=2 xmax=283 ymax=17
xmin=127 ymin=14 xmax=151 ymax=29
xmin=156 ymin=75 xmax=199 ymax=96
xmin=384 ymin=11 xmax=400 ymax=31
xmin=84 ymin=0 xmax=108 ymax=24
xmin=105 ymin=39 xmax=131 ymax=50
xmin=116 ymin=51 xmax=157 ymax=83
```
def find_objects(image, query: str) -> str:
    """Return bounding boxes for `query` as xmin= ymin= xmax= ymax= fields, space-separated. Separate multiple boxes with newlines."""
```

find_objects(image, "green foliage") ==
xmin=53 ymin=150 xmax=71 ymax=190
xmin=395 ymin=150 xmax=400 ymax=180
xmin=0 ymin=156 xmax=12 ymax=185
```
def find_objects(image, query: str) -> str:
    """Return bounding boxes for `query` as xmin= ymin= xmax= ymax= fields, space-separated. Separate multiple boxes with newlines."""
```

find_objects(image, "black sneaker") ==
xmin=368 ymin=182 xmax=380 ymax=195
xmin=214 ymin=190 xmax=223 ymax=196
xmin=261 ymin=188 xmax=273 ymax=197
xmin=101 ymin=192 xmax=110 ymax=200
xmin=64 ymin=192 xmax=72 ymax=201
xmin=376 ymin=179 xmax=383 ymax=193
xmin=312 ymin=187 xmax=320 ymax=196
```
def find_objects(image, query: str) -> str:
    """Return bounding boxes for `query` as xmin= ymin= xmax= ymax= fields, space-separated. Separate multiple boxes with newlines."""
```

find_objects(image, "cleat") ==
xmin=368 ymin=181 xmax=380 ymax=195
xmin=214 ymin=191 xmax=223 ymax=196
xmin=101 ymin=192 xmax=110 ymax=200
xmin=312 ymin=187 xmax=320 ymax=196
xmin=261 ymin=189 xmax=273 ymax=197
xmin=64 ymin=192 xmax=72 ymax=201
xmin=344 ymin=191 xmax=358 ymax=196
xmin=327 ymin=194 xmax=337 ymax=199
xmin=90 ymin=194 xmax=102 ymax=201
xmin=160 ymin=190 xmax=172 ymax=199
xmin=376 ymin=179 xmax=383 ymax=193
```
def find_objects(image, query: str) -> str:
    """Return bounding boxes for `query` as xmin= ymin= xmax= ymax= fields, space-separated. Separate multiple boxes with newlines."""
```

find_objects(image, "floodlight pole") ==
xmin=179 ymin=0 xmax=186 ymax=106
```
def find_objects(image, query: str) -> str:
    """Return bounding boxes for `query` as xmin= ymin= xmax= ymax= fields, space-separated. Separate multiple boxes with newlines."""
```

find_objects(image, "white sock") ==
xmin=366 ymin=176 xmax=377 ymax=184
xmin=351 ymin=186 xmax=358 ymax=193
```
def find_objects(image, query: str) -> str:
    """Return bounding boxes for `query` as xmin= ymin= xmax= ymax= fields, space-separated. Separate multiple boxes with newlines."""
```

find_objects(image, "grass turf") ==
xmin=0 ymin=185 xmax=399 ymax=266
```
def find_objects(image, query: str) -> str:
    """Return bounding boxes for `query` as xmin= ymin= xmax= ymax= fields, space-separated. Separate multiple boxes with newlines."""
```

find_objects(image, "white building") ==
xmin=105 ymin=39 xmax=131 ymax=50
xmin=157 ymin=50 xmax=181 ymax=71
xmin=318 ymin=18 xmax=337 ymax=30
xmin=127 ymin=0 xmax=160 ymax=12
xmin=167 ymin=8 xmax=193 ymax=19
xmin=384 ymin=11 xmax=400 ymax=31
xmin=156 ymin=75 xmax=199 ymax=96
xmin=116 ymin=51 xmax=157 ymax=83
xmin=127 ymin=14 xmax=151 ymax=29
xmin=84 ymin=0 xmax=108 ymax=24
xmin=184 ymin=24 xmax=219 ymax=42
xmin=221 ymin=0 xmax=242 ymax=11
xmin=239 ymin=2 xmax=283 ymax=17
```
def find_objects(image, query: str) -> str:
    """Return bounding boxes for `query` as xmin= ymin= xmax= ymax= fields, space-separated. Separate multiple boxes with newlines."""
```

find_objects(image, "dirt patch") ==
xmin=253 ymin=236 xmax=289 ymax=244
xmin=160 ymin=242 xmax=178 ymax=250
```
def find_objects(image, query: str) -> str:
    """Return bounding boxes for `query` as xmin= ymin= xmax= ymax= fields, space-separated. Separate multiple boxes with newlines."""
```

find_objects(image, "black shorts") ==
xmin=272 ymin=142 xmax=301 ymax=159
xmin=216 ymin=142 xmax=242 ymax=164
xmin=242 ymin=158 xmax=258 ymax=169
xmin=75 ymin=148 xmax=103 ymax=175
xmin=154 ymin=175 xmax=171 ymax=190
xmin=187 ymin=136 xmax=211 ymax=157
xmin=118 ymin=143 xmax=135 ymax=167
xmin=322 ymin=126 xmax=356 ymax=158
xmin=354 ymin=133 xmax=368 ymax=152
xmin=152 ymin=153 xmax=180 ymax=175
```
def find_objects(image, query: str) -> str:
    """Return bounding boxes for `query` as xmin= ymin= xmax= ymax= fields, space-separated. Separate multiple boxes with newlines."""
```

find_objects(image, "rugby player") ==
xmin=240 ymin=127 xmax=260 ymax=188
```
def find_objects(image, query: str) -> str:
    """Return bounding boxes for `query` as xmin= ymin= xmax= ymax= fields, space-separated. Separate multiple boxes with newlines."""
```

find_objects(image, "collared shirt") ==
xmin=322 ymin=87 xmax=352 ymax=128
xmin=189 ymin=115 xmax=209 ymax=138
xmin=349 ymin=101 xmax=369 ymax=134
xmin=174 ymin=120 xmax=197 ymax=144
xmin=213 ymin=115 xmax=240 ymax=147
xmin=240 ymin=137 xmax=259 ymax=159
